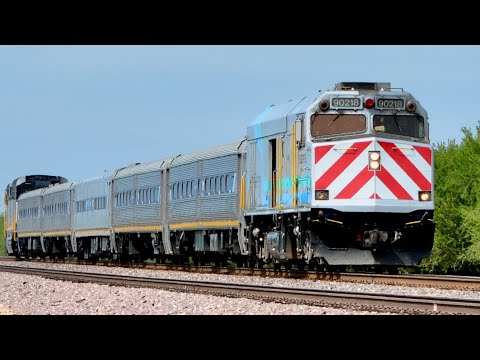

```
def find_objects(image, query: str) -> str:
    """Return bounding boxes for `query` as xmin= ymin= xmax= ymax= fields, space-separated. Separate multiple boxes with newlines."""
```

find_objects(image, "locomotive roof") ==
xmin=247 ymin=94 xmax=319 ymax=139
xmin=6 ymin=174 xmax=68 ymax=190
xmin=247 ymin=83 xmax=426 ymax=140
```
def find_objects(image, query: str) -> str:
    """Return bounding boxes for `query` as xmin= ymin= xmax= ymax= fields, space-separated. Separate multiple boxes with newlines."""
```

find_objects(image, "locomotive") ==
xmin=4 ymin=82 xmax=435 ymax=271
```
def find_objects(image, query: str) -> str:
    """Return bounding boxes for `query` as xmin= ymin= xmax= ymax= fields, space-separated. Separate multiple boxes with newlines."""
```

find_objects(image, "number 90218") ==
xmin=376 ymin=98 xmax=404 ymax=109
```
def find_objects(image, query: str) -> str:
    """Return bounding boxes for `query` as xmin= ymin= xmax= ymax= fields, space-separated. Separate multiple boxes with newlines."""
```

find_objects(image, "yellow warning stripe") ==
xmin=114 ymin=225 xmax=163 ymax=233
xmin=169 ymin=220 xmax=238 ymax=230
xmin=17 ymin=232 xmax=42 ymax=238
xmin=75 ymin=229 xmax=110 ymax=235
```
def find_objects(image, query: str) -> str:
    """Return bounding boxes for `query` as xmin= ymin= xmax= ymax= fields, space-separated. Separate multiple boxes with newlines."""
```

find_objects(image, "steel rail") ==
xmin=1 ymin=264 xmax=479 ymax=315
xmin=2 ymin=256 xmax=480 ymax=291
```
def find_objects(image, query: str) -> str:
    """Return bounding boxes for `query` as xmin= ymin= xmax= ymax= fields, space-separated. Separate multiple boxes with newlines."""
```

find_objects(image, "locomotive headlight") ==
xmin=419 ymin=191 xmax=431 ymax=201
xmin=406 ymin=100 xmax=417 ymax=112
xmin=368 ymin=151 xmax=381 ymax=170
xmin=315 ymin=190 xmax=329 ymax=200
xmin=369 ymin=160 xmax=380 ymax=170
xmin=319 ymin=100 xmax=330 ymax=111
xmin=369 ymin=151 xmax=380 ymax=161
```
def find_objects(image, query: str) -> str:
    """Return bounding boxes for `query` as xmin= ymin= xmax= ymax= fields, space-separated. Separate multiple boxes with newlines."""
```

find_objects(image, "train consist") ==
xmin=3 ymin=82 xmax=435 ymax=271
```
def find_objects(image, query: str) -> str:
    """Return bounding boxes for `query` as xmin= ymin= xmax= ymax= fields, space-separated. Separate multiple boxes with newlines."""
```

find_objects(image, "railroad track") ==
xmin=0 ymin=264 xmax=479 ymax=314
xmin=1 ymin=256 xmax=479 ymax=291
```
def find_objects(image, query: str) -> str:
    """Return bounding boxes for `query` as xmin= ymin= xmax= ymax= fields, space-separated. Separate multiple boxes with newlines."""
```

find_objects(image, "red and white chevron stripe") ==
xmin=314 ymin=139 xmax=432 ymax=201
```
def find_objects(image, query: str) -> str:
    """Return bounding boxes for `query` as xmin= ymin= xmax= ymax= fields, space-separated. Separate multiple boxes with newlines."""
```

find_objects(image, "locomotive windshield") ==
xmin=373 ymin=115 xmax=425 ymax=138
xmin=310 ymin=114 xmax=366 ymax=137
xmin=310 ymin=114 xmax=425 ymax=139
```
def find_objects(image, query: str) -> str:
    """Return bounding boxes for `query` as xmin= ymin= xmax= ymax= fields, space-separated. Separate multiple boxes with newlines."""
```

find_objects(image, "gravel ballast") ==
xmin=0 ymin=262 xmax=478 ymax=315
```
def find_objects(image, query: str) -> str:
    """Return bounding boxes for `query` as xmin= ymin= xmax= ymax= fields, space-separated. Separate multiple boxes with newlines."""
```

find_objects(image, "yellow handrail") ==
xmin=240 ymin=173 xmax=246 ymax=210
xmin=13 ymin=203 xmax=17 ymax=240
xmin=292 ymin=123 xmax=297 ymax=207
xmin=277 ymin=138 xmax=283 ymax=209
xmin=3 ymin=190 xmax=7 ymax=240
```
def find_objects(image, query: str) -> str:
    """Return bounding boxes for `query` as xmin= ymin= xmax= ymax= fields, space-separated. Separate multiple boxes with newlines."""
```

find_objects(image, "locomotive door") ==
xmin=270 ymin=138 xmax=277 ymax=208
xmin=270 ymin=138 xmax=284 ymax=209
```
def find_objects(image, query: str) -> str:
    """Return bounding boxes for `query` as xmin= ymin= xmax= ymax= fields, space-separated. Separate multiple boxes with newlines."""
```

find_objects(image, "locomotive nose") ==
xmin=314 ymin=139 xmax=433 ymax=206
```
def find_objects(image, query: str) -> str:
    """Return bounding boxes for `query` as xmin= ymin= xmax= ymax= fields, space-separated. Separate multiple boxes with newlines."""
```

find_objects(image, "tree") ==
xmin=420 ymin=123 xmax=480 ymax=274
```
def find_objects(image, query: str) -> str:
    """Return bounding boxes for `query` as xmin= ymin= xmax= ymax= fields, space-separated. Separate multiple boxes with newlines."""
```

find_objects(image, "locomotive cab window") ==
xmin=310 ymin=114 xmax=366 ymax=137
xmin=373 ymin=115 xmax=425 ymax=138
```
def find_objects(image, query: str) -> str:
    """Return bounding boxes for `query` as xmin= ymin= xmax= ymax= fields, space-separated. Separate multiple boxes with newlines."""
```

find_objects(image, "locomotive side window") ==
xmin=310 ymin=114 xmax=366 ymax=137
xmin=373 ymin=115 xmax=425 ymax=138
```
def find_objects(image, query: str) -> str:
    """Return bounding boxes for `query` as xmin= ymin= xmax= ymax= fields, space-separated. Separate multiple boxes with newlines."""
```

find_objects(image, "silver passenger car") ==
xmin=111 ymin=158 xmax=172 ymax=260
xmin=166 ymin=140 xmax=247 ymax=261
xmin=42 ymin=182 xmax=74 ymax=255
xmin=17 ymin=188 xmax=44 ymax=247
xmin=73 ymin=172 xmax=114 ymax=258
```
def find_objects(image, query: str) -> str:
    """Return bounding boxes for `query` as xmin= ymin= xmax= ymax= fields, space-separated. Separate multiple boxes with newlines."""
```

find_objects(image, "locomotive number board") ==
xmin=375 ymin=98 xmax=405 ymax=110
xmin=330 ymin=97 xmax=362 ymax=109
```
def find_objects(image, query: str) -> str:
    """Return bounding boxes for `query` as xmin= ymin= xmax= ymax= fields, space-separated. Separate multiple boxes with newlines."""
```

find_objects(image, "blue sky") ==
xmin=1 ymin=45 xmax=479 ymax=196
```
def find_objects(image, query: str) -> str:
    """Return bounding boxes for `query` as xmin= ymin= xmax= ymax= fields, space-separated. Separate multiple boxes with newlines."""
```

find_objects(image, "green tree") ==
xmin=420 ymin=123 xmax=480 ymax=274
